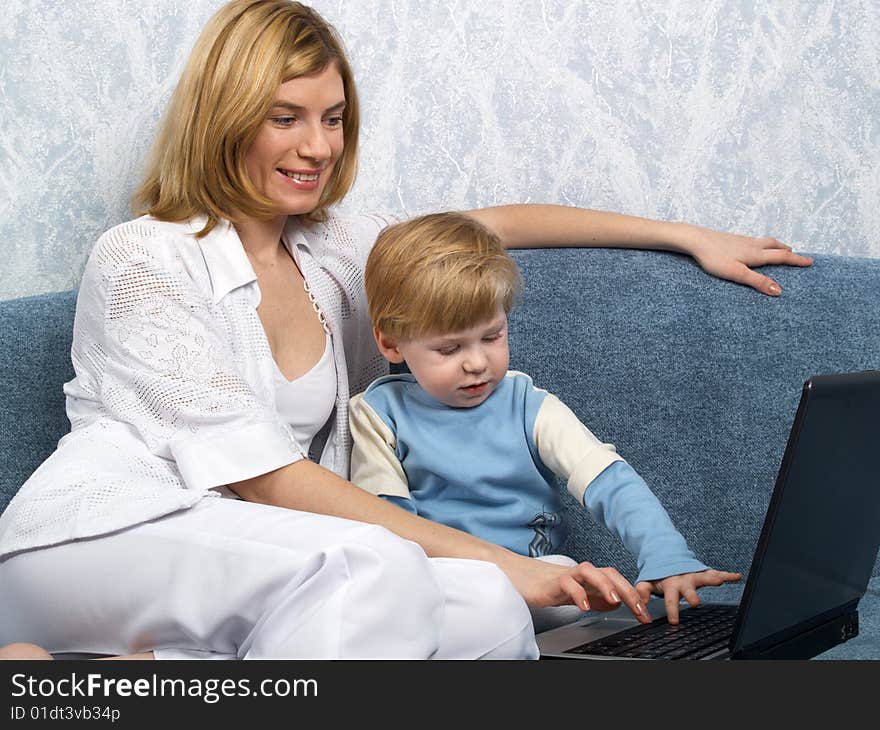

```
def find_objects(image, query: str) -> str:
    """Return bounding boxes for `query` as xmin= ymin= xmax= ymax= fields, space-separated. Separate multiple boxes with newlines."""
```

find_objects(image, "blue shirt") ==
xmin=349 ymin=372 xmax=708 ymax=582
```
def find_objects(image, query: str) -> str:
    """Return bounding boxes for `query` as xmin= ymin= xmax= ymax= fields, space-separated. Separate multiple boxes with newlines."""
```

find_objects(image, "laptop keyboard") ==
xmin=564 ymin=604 xmax=738 ymax=660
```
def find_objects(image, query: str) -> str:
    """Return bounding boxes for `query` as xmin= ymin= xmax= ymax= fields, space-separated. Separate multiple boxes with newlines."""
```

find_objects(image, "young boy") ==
xmin=350 ymin=212 xmax=738 ymax=630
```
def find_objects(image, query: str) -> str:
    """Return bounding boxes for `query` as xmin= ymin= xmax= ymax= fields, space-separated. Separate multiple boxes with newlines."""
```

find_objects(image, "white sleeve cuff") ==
xmin=566 ymin=450 xmax=625 ymax=503
xmin=170 ymin=420 xmax=305 ymax=492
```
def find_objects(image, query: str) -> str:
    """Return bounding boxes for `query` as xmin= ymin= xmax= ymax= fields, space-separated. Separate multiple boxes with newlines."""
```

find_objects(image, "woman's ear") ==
xmin=373 ymin=325 xmax=405 ymax=363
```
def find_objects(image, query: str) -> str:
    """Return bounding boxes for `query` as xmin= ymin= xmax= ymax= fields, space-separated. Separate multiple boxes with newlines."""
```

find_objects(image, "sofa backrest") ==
xmin=1 ymin=251 xmax=878 ymax=580
xmin=507 ymin=249 xmax=880 ymax=580
xmin=0 ymin=290 xmax=76 ymax=513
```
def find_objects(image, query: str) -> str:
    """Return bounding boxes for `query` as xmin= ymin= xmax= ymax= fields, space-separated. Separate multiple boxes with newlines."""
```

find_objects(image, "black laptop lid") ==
xmin=730 ymin=371 xmax=880 ymax=656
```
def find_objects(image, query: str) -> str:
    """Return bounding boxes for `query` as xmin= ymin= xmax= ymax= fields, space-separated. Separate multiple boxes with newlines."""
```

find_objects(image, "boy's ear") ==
xmin=373 ymin=325 xmax=406 ymax=363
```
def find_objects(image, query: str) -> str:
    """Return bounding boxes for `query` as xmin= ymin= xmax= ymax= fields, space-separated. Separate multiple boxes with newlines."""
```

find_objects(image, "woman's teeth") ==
xmin=280 ymin=170 xmax=319 ymax=181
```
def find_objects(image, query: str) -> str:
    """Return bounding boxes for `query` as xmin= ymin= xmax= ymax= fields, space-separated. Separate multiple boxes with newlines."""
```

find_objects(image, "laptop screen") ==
xmin=733 ymin=372 xmax=880 ymax=653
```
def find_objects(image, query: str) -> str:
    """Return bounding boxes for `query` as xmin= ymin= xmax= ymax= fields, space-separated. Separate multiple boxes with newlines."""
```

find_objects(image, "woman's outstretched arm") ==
xmin=465 ymin=204 xmax=813 ymax=296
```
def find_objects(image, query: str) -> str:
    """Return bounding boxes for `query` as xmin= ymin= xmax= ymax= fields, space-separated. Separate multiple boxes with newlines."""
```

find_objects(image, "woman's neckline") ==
xmin=273 ymin=331 xmax=332 ymax=386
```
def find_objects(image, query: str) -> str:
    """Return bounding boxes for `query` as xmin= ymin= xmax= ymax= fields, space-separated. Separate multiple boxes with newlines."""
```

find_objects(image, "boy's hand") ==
xmin=635 ymin=569 xmax=742 ymax=624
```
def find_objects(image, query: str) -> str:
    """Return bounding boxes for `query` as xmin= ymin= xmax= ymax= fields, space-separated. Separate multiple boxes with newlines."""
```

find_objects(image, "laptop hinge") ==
xmin=731 ymin=608 xmax=859 ymax=660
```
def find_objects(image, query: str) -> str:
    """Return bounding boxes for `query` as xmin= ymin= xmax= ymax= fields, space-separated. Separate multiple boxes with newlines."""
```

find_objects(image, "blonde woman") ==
xmin=0 ymin=0 xmax=810 ymax=660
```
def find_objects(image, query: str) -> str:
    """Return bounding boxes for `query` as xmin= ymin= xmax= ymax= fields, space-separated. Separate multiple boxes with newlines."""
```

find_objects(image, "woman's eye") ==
xmin=272 ymin=116 xmax=297 ymax=127
xmin=325 ymin=116 xmax=344 ymax=128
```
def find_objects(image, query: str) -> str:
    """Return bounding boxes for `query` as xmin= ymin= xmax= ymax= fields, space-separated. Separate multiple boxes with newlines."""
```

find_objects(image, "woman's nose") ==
xmin=298 ymin=123 xmax=333 ymax=162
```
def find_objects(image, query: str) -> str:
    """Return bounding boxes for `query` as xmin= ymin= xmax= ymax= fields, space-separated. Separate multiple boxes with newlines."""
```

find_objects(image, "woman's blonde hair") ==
xmin=133 ymin=0 xmax=359 ymax=237
xmin=366 ymin=212 xmax=521 ymax=341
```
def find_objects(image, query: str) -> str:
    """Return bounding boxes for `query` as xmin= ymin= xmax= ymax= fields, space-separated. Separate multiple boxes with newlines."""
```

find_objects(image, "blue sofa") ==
xmin=1 ymin=248 xmax=878 ymax=659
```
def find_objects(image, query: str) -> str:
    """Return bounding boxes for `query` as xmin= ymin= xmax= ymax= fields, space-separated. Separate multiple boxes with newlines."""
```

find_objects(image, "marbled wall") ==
xmin=2 ymin=0 xmax=878 ymax=299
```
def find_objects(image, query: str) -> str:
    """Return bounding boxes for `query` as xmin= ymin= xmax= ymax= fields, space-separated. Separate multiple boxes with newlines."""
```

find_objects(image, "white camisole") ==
xmin=273 ymin=331 xmax=337 ymax=454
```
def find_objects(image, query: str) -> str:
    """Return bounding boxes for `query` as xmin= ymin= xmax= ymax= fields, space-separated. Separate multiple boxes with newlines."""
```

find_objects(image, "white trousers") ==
xmin=0 ymin=499 xmax=538 ymax=659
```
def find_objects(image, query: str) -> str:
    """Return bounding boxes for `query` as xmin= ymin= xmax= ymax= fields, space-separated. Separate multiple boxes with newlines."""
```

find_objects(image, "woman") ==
xmin=0 ymin=0 xmax=809 ymax=660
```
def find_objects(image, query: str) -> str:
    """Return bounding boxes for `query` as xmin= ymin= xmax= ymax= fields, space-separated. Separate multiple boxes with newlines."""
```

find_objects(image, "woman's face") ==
xmin=245 ymin=63 xmax=346 ymax=217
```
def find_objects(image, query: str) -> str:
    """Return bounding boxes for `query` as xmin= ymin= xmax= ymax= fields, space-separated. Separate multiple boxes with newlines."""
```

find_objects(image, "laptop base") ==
xmin=732 ymin=608 xmax=859 ymax=660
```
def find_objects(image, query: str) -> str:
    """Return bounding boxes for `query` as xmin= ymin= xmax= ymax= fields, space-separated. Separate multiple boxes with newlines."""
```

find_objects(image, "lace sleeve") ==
xmin=94 ymin=225 xmax=303 ymax=491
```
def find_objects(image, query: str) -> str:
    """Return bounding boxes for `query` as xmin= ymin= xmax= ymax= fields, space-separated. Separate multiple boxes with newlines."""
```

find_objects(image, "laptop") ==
xmin=537 ymin=370 xmax=880 ymax=660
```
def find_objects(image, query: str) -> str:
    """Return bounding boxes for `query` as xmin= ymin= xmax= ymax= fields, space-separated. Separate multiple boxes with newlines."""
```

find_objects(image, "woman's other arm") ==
xmin=465 ymin=204 xmax=813 ymax=296
xmin=229 ymin=459 xmax=650 ymax=622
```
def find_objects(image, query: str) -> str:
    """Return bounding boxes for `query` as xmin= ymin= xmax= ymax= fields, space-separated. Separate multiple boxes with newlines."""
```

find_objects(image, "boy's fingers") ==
xmin=699 ymin=570 xmax=742 ymax=587
xmin=682 ymin=586 xmax=701 ymax=608
xmin=664 ymin=591 xmax=682 ymax=625
xmin=635 ymin=581 xmax=653 ymax=605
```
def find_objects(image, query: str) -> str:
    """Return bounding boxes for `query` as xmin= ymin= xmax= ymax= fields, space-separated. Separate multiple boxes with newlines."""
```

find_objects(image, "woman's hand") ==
xmin=469 ymin=205 xmax=813 ymax=297
xmin=635 ymin=568 xmax=742 ymax=624
xmin=498 ymin=553 xmax=652 ymax=624
xmin=681 ymin=225 xmax=813 ymax=296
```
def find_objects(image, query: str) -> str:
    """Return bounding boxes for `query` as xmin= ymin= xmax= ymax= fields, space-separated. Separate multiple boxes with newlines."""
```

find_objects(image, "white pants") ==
xmin=0 ymin=499 xmax=538 ymax=659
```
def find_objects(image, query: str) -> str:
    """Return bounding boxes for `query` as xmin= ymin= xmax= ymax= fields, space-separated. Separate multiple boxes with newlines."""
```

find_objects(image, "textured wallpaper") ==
xmin=2 ymin=0 xmax=878 ymax=299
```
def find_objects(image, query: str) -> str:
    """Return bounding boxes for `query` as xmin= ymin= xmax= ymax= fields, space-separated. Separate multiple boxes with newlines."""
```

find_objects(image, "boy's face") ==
xmin=375 ymin=308 xmax=510 ymax=408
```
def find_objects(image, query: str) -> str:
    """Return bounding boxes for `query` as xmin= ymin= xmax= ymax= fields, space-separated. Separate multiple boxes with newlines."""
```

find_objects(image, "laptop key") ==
xmin=688 ymin=642 xmax=730 ymax=660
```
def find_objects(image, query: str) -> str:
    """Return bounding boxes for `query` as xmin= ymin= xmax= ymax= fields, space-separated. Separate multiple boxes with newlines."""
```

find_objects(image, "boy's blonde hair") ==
xmin=366 ymin=212 xmax=521 ymax=341
xmin=133 ymin=0 xmax=359 ymax=237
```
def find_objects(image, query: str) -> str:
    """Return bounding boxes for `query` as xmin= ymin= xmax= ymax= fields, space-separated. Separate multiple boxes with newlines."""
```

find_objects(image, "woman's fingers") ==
xmin=694 ymin=231 xmax=813 ymax=296
xmin=567 ymin=563 xmax=650 ymax=623
xmin=758 ymin=246 xmax=813 ymax=267
xmin=558 ymin=572 xmax=591 ymax=612
xmin=729 ymin=265 xmax=783 ymax=296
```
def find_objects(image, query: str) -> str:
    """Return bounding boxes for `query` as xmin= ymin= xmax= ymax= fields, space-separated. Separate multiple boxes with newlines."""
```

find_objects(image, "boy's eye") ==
xmin=483 ymin=332 xmax=503 ymax=342
xmin=437 ymin=345 xmax=459 ymax=356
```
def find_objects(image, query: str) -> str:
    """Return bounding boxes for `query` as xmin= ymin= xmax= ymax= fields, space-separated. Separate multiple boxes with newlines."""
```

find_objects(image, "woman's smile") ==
xmin=245 ymin=64 xmax=346 ymax=216
xmin=276 ymin=167 xmax=323 ymax=191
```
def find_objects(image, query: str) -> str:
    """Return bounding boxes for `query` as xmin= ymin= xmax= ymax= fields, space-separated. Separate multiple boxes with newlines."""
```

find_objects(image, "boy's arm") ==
xmin=581 ymin=462 xmax=708 ymax=583
xmin=532 ymin=395 xmax=707 ymax=580
xmin=349 ymin=393 xmax=417 ymax=513
xmin=533 ymin=394 xmax=740 ymax=621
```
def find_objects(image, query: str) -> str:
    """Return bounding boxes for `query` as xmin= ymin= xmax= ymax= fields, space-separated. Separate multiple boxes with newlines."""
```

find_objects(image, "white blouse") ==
xmin=0 ymin=212 xmax=396 ymax=559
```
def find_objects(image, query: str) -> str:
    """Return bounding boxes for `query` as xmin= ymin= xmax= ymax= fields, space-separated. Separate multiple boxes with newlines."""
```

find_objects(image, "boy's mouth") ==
xmin=460 ymin=381 xmax=489 ymax=396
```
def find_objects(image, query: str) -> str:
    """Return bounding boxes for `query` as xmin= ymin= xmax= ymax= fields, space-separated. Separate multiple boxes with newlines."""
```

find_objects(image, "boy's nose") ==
xmin=462 ymin=350 xmax=488 ymax=373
